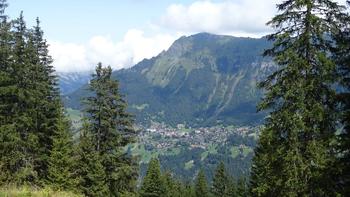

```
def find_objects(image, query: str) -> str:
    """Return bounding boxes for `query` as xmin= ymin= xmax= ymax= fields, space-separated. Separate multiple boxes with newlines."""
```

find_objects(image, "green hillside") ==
xmin=65 ymin=33 xmax=275 ymax=127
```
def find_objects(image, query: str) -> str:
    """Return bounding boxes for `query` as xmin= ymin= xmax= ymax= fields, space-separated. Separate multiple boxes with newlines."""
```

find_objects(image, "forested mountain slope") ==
xmin=65 ymin=33 xmax=274 ymax=127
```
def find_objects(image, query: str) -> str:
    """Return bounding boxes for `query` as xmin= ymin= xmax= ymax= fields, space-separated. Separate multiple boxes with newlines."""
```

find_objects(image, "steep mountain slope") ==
xmin=58 ymin=71 xmax=92 ymax=95
xmin=65 ymin=33 xmax=275 ymax=127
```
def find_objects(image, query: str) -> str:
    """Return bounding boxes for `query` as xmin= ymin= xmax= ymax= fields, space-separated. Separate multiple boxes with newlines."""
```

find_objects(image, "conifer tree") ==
xmin=82 ymin=63 xmax=138 ymax=196
xmin=0 ymin=1 xmax=71 ymax=187
xmin=163 ymin=171 xmax=175 ymax=197
xmin=11 ymin=13 xmax=62 ymax=185
xmin=250 ymin=0 xmax=347 ymax=196
xmin=182 ymin=183 xmax=195 ymax=197
xmin=211 ymin=162 xmax=230 ymax=197
xmin=47 ymin=110 xmax=75 ymax=191
xmin=236 ymin=177 xmax=248 ymax=197
xmin=194 ymin=169 xmax=209 ymax=197
xmin=10 ymin=11 xmax=40 ymax=184
xmin=334 ymin=1 xmax=350 ymax=194
xmin=0 ymin=6 xmax=30 ymax=185
xmin=249 ymin=129 xmax=277 ymax=196
xmin=163 ymin=171 xmax=183 ymax=197
xmin=76 ymin=127 xmax=109 ymax=197
xmin=140 ymin=158 xmax=166 ymax=197
xmin=0 ymin=0 xmax=20 ymax=185
xmin=31 ymin=18 xmax=61 ymax=181
xmin=225 ymin=177 xmax=238 ymax=197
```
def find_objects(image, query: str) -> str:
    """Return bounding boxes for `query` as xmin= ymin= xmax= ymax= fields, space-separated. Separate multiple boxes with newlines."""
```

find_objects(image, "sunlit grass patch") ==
xmin=0 ymin=186 xmax=82 ymax=197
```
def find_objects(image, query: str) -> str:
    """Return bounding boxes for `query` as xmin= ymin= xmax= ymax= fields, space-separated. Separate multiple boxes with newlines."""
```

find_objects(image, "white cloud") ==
xmin=49 ymin=0 xmax=349 ymax=73
xmin=49 ymin=30 xmax=177 ymax=72
xmin=159 ymin=0 xmax=277 ymax=37
xmin=159 ymin=0 xmax=349 ymax=36
xmin=49 ymin=41 xmax=88 ymax=72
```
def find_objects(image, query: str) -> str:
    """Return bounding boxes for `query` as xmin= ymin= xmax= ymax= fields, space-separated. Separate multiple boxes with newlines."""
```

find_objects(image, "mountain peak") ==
xmin=65 ymin=33 xmax=274 ymax=126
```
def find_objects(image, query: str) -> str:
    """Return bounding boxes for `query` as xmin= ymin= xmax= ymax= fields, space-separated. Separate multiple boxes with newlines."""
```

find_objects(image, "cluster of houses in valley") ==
xmin=137 ymin=122 xmax=260 ymax=151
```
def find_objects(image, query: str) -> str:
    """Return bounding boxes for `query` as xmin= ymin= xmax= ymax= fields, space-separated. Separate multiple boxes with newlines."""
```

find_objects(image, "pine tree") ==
xmin=76 ymin=127 xmax=109 ymax=197
xmin=11 ymin=13 xmax=61 ymax=185
xmin=30 ymin=18 xmax=61 ymax=181
xmin=249 ymin=129 xmax=277 ymax=196
xmin=211 ymin=162 xmax=230 ymax=197
xmin=140 ymin=158 xmax=166 ymax=197
xmin=194 ymin=169 xmax=209 ymax=197
xmin=227 ymin=178 xmax=237 ymax=197
xmin=82 ymin=63 xmax=138 ymax=196
xmin=236 ymin=177 xmax=248 ymax=197
xmin=163 ymin=171 xmax=183 ymax=197
xmin=47 ymin=110 xmax=75 ymax=191
xmin=334 ymin=1 xmax=350 ymax=195
xmin=182 ymin=183 xmax=195 ymax=197
xmin=0 ymin=1 xmax=70 ymax=187
xmin=0 ymin=0 xmax=21 ymax=185
xmin=10 ymin=11 xmax=40 ymax=184
xmin=250 ymin=0 xmax=347 ymax=196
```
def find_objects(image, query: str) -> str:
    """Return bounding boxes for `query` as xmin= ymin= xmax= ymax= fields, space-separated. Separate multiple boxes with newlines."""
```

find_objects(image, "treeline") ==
xmin=139 ymin=158 xmax=248 ymax=197
xmin=0 ymin=1 xmax=138 ymax=196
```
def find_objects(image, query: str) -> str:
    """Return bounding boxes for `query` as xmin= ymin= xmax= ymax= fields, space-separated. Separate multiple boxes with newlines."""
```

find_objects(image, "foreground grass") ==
xmin=0 ymin=186 xmax=83 ymax=197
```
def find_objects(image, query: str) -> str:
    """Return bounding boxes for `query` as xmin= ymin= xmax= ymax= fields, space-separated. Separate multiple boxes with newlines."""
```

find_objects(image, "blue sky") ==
xmin=5 ymin=0 xmax=348 ymax=72
xmin=7 ymin=0 xmax=199 ymax=43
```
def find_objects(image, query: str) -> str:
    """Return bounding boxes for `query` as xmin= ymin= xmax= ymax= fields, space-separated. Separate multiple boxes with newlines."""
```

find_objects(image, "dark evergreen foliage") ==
xmin=140 ymin=158 xmax=166 ymax=197
xmin=163 ymin=171 xmax=183 ymax=197
xmin=211 ymin=162 xmax=230 ymax=197
xmin=0 ymin=0 xmax=20 ymax=184
xmin=194 ymin=169 xmax=209 ymax=197
xmin=333 ymin=1 xmax=350 ymax=195
xmin=236 ymin=177 xmax=248 ymax=197
xmin=250 ymin=0 xmax=347 ymax=196
xmin=0 ymin=1 xmax=77 ymax=192
xmin=31 ymin=18 xmax=62 ymax=181
xmin=47 ymin=110 xmax=75 ymax=191
xmin=77 ymin=63 xmax=138 ymax=196
xmin=76 ymin=128 xmax=109 ymax=197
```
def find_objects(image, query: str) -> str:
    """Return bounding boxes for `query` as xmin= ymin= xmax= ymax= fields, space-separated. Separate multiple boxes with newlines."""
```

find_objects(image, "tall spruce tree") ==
xmin=211 ymin=162 xmax=230 ymax=197
xmin=163 ymin=171 xmax=183 ymax=197
xmin=182 ymin=183 xmax=195 ymax=197
xmin=76 ymin=127 xmax=109 ymax=197
xmin=334 ymin=1 xmax=350 ymax=195
xmin=11 ymin=11 xmax=40 ymax=184
xmin=0 ymin=0 xmax=21 ymax=185
xmin=250 ymin=129 xmax=277 ymax=196
xmin=236 ymin=177 xmax=248 ymax=197
xmin=31 ymin=18 xmax=61 ymax=181
xmin=250 ymin=0 xmax=347 ymax=196
xmin=0 ymin=3 xmax=72 ymax=186
xmin=140 ymin=158 xmax=166 ymax=197
xmin=81 ymin=63 xmax=138 ymax=196
xmin=227 ymin=178 xmax=237 ymax=197
xmin=194 ymin=169 xmax=209 ymax=197
xmin=47 ymin=109 xmax=75 ymax=191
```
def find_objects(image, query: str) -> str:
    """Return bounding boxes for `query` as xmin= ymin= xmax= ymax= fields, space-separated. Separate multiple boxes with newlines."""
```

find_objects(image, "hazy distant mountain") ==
xmin=57 ymin=71 xmax=92 ymax=95
xmin=65 ymin=33 xmax=275 ymax=127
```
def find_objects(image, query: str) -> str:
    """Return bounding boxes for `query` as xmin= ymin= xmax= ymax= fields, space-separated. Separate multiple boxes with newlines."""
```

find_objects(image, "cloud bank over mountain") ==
xmin=159 ymin=0 xmax=274 ymax=36
xmin=49 ymin=30 xmax=177 ymax=72
xmin=50 ymin=0 xmax=348 ymax=72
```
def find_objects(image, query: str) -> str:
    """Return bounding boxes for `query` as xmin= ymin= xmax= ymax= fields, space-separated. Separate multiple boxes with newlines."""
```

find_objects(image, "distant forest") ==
xmin=0 ymin=0 xmax=350 ymax=197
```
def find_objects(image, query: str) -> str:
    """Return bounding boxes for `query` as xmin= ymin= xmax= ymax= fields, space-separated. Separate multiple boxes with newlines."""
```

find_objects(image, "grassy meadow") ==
xmin=0 ymin=186 xmax=82 ymax=197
